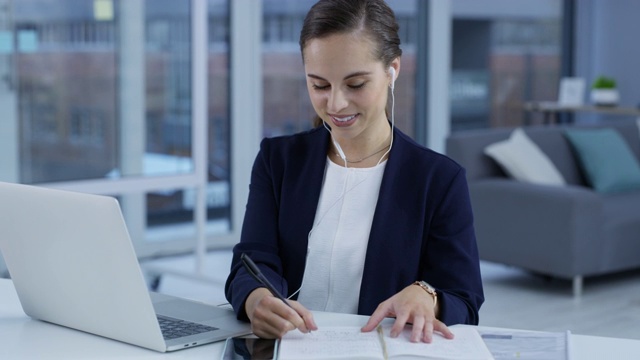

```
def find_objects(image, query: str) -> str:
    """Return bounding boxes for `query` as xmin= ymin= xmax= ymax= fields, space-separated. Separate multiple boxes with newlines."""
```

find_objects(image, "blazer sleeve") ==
xmin=425 ymin=166 xmax=484 ymax=325
xmin=224 ymin=139 xmax=289 ymax=321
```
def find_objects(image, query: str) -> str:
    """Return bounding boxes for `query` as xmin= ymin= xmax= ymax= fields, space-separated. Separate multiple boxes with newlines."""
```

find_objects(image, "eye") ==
xmin=312 ymin=83 xmax=330 ymax=90
xmin=348 ymin=83 xmax=366 ymax=90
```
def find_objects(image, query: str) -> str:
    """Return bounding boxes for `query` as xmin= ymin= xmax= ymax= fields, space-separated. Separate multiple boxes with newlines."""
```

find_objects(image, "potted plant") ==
xmin=590 ymin=76 xmax=619 ymax=106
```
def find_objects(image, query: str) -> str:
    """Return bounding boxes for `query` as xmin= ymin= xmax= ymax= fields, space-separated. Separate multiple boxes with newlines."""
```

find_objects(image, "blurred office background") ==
xmin=1 ymin=0 xmax=639 ymax=338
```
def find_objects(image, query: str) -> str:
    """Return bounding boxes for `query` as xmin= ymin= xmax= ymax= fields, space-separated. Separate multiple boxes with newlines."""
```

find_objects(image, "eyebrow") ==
xmin=307 ymin=71 xmax=372 ymax=81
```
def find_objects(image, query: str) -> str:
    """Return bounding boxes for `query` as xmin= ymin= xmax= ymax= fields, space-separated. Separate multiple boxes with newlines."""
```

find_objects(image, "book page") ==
xmin=381 ymin=324 xmax=494 ymax=360
xmin=278 ymin=326 xmax=384 ymax=360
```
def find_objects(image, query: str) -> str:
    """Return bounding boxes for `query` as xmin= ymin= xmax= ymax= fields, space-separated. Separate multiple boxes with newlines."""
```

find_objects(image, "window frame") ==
xmin=34 ymin=0 xmax=262 ymax=258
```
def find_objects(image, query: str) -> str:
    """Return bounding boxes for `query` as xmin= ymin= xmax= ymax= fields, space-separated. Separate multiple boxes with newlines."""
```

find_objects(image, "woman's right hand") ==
xmin=244 ymin=287 xmax=318 ymax=338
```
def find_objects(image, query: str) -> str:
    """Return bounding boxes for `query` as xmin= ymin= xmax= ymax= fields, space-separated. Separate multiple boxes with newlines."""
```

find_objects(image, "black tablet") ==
xmin=221 ymin=336 xmax=278 ymax=360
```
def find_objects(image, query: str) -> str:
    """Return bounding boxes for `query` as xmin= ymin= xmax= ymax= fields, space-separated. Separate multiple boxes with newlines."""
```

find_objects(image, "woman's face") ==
xmin=303 ymin=32 xmax=399 ymax=143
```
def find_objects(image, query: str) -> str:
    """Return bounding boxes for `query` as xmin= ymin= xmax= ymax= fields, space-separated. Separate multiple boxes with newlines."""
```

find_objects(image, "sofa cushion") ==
xmin=484 ymin=128 xmax=566 ymax=186
xmin=565 ymin=128 xmax=640 ymax=193
xmin=446 ymin=128 xmax=514 ymax=181
xmin=525 ymin=128 xmax=586 ymax=185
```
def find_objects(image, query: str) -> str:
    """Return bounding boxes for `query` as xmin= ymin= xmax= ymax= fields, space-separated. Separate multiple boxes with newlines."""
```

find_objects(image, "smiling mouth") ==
xmin=332 ymin=114 xmax=357 ymax=122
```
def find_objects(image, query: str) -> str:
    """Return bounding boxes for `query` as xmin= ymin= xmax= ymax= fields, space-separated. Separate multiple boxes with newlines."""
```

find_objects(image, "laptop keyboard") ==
xmin=157 ymin=315 xmax=219 ymax=340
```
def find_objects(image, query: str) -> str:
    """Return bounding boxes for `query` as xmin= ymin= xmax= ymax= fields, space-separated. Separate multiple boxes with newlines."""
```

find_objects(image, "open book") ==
xmin=278 ymin=324 xmax=494 ymax=360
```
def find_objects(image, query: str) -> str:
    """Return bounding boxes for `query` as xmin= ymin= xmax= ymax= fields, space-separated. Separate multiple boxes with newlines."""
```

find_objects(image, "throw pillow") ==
xmin=484 ymin=128 xmax=566 ymax=185
xmin=564 ymin=128 xmax=640 ymax=193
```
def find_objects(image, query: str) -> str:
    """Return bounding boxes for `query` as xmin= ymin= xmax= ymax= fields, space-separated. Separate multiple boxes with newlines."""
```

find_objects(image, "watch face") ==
xmin=420 ymin=281 xmax=433 ymax=290
xmin=418 ymin=281 xmax=436 ymax=295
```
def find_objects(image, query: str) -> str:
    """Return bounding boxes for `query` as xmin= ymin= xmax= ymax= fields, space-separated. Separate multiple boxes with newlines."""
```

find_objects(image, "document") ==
xmin=478 ymin=328 xmax=571 ymax=360
xmin=278 ymin=324 xmax=494 ymax=360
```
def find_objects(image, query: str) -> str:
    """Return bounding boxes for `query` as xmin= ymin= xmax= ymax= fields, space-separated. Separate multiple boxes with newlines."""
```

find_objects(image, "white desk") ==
xmin=1 ymin=278 xmax=639 ymax=359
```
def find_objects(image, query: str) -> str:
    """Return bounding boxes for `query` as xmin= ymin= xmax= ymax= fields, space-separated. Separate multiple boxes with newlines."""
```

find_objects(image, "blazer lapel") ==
xmin=358 ymin=130 xmax=411 ymax=314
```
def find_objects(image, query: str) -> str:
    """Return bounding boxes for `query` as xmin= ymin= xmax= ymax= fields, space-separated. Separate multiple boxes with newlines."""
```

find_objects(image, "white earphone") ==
xmin=389 ymin=67 xmax=396 ymax=90
xmin=382 ymin=66 xmax=396 ymax=165
xmin=323 ymin=120 xmax=347 ymax=164
xmin=334 ymin=139 xmax=346 ymax=161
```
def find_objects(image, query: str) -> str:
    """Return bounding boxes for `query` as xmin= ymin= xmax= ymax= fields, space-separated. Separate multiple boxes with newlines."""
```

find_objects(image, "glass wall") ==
xmin=261 ymin=0 xmax=419 ymax=139
xmin=0 ymin=0 xmax=233 ymax=258
xmin=450 ymin=0 xmax=563 ymax=130
xmin=8 ymin=1 xmax=198 ymax=183
xmin=145 ymin=0 xmax=232 ymax=231
xmin=12 ymin=0 xmax=119 ymax=183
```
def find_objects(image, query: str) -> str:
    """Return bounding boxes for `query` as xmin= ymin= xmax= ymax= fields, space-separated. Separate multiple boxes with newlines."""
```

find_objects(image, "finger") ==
xmin=421 ymin=318 xmax=434 ymax=343
xmin=361 ymin=302 xmax=392 ymax=332
xmin=433 ymin=319 xmax=454 ymax=339
xmin=290 ymin=301 xmax=318 ymax=331
xmin=251 ymin=304 xmax=294 ymax=339
xmin=269 ymin=300 xmax=307 ymax=333
xmin=390 ymin=311 xmax=410 ymax=338
xmin=410 ymin=316 xmax=425 ymax=343
xmin=253 ymin=297 xmax=298 ymax=336
xmin=252 ymin=319 xmax=287 ymax=339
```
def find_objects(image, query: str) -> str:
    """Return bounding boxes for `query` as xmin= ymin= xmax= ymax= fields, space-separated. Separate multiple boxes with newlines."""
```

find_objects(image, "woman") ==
xmin=225 ymin=0 xmax=484 ymax=344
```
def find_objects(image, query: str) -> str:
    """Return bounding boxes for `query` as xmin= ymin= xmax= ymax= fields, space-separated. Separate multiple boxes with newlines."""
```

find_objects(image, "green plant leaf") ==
xmin=592 ymin=76 xmax=617 ymax=89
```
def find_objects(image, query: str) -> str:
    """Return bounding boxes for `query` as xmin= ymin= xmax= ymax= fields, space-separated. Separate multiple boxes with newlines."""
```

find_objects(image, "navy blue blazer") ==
xmin=225 ymin=126 xmax=484 ymax=325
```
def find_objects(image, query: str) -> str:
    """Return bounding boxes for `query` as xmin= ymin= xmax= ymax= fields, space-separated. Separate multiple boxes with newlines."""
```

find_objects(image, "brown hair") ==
xmin=299 ymin=0 xmax=402 ymax=127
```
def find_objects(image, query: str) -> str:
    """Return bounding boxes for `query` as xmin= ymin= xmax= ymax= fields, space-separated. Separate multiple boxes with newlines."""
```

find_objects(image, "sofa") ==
xmin=446 ymin=119 xmax=640 ymax=297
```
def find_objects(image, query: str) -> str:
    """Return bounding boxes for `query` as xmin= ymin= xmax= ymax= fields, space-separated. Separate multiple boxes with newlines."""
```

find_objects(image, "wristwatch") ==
xmin=413 ymin=281 xmax=438 ymax=309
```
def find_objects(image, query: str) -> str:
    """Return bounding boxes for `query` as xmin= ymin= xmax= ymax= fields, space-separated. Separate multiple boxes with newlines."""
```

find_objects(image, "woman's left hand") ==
xmin=361 ymin=284 xmax=454 ymax=343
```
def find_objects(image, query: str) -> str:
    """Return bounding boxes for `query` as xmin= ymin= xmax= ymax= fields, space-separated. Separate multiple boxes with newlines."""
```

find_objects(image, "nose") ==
xmin=327 ymin=88 xmax=348 ymax=113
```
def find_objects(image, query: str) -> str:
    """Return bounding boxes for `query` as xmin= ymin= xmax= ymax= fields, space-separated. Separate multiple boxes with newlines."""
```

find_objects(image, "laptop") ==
xmin=0 ymin=182 xmax=251 ymax=352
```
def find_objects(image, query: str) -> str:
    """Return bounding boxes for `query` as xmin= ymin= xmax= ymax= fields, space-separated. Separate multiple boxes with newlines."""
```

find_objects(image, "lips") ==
xmin=329 ymin=114 xmax=359 ymax=127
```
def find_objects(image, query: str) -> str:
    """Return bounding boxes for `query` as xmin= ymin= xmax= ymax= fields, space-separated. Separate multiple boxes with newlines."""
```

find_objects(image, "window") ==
xmin=450 ymin=0 xmax=563 ymax=130
xmin=0 ymin=0 xmax=235 ymax=259
xmin=13 ymin=0 xmax=118 ymax=183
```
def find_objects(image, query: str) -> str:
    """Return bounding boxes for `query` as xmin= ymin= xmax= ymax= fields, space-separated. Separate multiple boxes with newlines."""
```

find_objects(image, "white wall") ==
xmin=575 ymin=0 xmax=640 ymax=111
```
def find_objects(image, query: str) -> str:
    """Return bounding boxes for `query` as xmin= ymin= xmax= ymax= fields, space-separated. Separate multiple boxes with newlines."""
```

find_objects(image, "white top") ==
xmin=297 ymin=158 xmax=386 ymax=313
